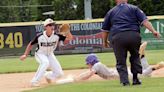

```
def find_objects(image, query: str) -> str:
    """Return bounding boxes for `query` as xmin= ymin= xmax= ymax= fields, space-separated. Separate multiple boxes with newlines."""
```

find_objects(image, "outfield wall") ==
xmin=0 ymin=16 xmax=163 ymax=56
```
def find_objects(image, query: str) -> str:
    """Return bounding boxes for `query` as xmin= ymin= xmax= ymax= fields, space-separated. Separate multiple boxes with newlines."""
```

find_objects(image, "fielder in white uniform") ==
xmin=56 ymin=42 xmax=164 ymax=84
xmin=20 ymin=18 xmax=67 ymax=87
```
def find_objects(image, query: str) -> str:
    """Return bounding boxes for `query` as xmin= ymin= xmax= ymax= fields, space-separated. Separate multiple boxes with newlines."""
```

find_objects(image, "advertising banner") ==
xmin=0 ymin=16 xmax=163 ymax=56
xmin=60 ymin=22 xmax=103 ymax=51
xmin=140 ymin=19 xmax=164 ymax=49
xmin=0 ymin=26 xmax=35 ymax=56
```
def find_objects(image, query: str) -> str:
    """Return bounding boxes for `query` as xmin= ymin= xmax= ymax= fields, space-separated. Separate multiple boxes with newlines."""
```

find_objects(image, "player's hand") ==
xmin=20 ymin=54 xmax=27 ymax=61
xmin=153 ymin=31 xmax=161 ymax=39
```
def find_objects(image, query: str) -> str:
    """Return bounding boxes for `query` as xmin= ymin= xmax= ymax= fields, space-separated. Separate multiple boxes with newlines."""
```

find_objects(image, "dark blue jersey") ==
xmin=102 ymin=3 xmax=147 ymax=36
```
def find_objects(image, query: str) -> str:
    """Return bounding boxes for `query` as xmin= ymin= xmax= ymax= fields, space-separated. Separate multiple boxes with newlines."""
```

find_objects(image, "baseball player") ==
xmin=20 ymin=18 xmax=72 ymax=87
xmin=56 ymin=42 xmax=164 ymax=84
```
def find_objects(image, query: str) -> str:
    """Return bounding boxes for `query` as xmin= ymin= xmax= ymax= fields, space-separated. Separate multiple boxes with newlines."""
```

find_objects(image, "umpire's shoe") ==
xmin=122 ymin=82 xmax=130 ymax=86
xmin=121 ymin=81 xmax=130 ymax=86
xmin=132 ymin=78 xmax=142 ymax=85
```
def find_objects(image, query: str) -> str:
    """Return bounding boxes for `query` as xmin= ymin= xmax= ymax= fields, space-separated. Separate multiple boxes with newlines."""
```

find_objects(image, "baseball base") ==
xmin=56 ymin=75 xmax=74 ymax=84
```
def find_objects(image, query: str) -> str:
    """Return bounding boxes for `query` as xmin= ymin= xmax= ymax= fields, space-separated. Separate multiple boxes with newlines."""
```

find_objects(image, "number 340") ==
xmin=0 ymin=32 xmax=23 ymax=49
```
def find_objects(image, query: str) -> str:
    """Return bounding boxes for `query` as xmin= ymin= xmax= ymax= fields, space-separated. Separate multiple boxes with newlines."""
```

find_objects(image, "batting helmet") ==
xmin=85 ymin=54 xmax=99 ymax=65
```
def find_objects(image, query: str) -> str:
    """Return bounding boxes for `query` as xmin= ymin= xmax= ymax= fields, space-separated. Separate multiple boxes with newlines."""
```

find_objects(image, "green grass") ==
xmin=0 ymin=50 xmax=164 ymax=74
xmin=24 ymin=77 xmax=164 ymax=92
xmin=0 ymin=57 xmax=38 ymax=73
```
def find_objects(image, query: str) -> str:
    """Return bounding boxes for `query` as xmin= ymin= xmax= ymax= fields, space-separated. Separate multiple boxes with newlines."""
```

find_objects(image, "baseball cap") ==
xmin=43 ymin=18 xmax=55 ymax=27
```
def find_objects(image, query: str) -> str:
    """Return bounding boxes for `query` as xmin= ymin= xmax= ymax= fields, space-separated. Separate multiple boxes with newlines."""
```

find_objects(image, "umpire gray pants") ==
xmin=111 ymin=31 xmax=142 ymax=83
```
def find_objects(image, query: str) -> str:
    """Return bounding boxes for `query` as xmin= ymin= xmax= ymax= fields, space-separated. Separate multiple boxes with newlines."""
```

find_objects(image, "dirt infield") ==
xmin=1 ymin=68 xmax=164 ymax=92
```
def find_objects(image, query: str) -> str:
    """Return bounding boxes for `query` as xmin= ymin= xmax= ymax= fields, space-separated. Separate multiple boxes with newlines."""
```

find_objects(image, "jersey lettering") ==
xmin=41 ymin=42 xmax=56 ymax=47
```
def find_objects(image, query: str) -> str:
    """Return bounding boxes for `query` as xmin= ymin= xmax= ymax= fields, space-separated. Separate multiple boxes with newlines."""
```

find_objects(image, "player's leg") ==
xmin=31 ymin=53 xmax=50 ymax=86
xmin=45 ymin=53 xmax=64 ymax=81
xmin=141 ymin=55 xmax=150 ymax=70
xmin=139 ymin=41 xmax=150 ymax=70
xmin=142 ymin=60 xmax=164 ymax=77
xmin=140 ymin=54 xmax=153 ymax=77
xmin=139 ymin=41 xmax=164 ymax=76
xmin=139 ymin=41 xmax=149 ymax=69
xmin=139 ymin=41 xmax=153 ymax=77
xmin=139 ymin=41 xmax=148 ymax=58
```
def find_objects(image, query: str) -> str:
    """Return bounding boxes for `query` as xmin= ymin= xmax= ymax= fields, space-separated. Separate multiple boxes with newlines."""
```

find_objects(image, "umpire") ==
xmin=101 ymin=0 xmax=161 ymax=86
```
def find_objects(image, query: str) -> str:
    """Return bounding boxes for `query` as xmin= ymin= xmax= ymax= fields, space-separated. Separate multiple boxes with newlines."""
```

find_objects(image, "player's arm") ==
xmin=20 ymin=35 xmax=38 ymax=61
xmin=24 ymin=42 xmax=33 ymax=55
xmin=57 ymin=34 xmax=66 ymax=46
xmin=74 ymin=69 xmax=96 ymax=81
xmin=57 ymin=34 xmax=66 ymax=42
xmin=20 ymin=42 xmax=33 ymax=61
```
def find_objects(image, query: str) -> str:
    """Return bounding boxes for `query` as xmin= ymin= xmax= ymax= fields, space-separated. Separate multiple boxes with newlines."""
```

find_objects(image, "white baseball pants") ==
xmin=31 ymin=53 xmax=64 ymax=83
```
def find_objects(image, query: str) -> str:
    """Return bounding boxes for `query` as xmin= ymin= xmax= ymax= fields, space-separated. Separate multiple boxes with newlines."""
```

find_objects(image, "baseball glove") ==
xmin=59 ymin=23 xmax=73 ymax=40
